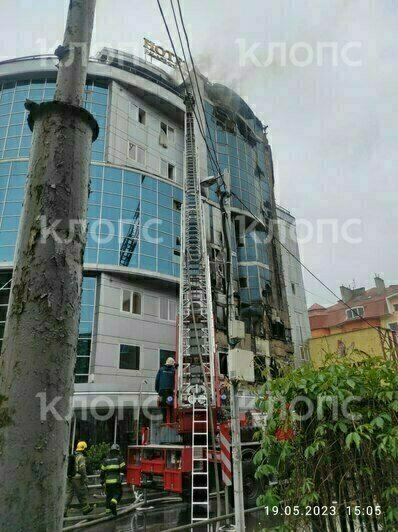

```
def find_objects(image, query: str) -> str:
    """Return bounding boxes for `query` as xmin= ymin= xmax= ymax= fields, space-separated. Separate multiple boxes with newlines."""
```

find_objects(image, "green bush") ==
xmin=85 ymin=442 xmax=111 ymax=474
xmin=255 ymin=354 xmax=398 ymax=531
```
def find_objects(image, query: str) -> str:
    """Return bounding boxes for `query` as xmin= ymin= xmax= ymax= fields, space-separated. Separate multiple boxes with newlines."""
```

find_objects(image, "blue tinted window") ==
xmin=158 ymin=206 xmax=172 ymax=221
xmin=0 ymin=232 xmax=17 ymax=246
xmin=89 ymin=192 xmax=101 ymax=204
xmin=90 ymin=164 xmax=103 ymax=178
xmin=11 ymin=101 xmax=26 ymax=114
xmin=84 ymin=247 xmax=97 ymax=263
xmin=158 ymin=193 xmax=170 ymax=208
xmin=14 ymin=90 xmax=29 ymax=102
xmin=5 ymin=138 xmax=19 ymax=150
xmin=98 ymin=249 xmax=118 ymax=264
xmin=158 ymin=259 xmax=173 ymax=275
xmin=101 ymin=206 xmax=120 ymax=221
xmin=141 ymin=176 xmax=157 ymax=191
xmin=9 ymin=175 xmax=25 ymax=187
xmin=12 ymin=161 xmax=28 ymax=174
xmin=103 ymin=179 xmax=121 ymax=194
xmin=0 ymin=246 xmax=14 ymax=261
xmin=124 ymin=171 xmax=140 ymax=186
xmin=123 ymin=184 xmax=140 ymax=198
xmin=140 ymin=255 xmax=156 ymax=271
xmin=102 ymin=193 xmax=120 ymax=208
xmin=92 ymin=92 xmax=107 ymax=105
xmin=3 ymin=202 xmax=21 ymax=215
xmin=6 ymin=188 xmax=24 ymax=201
xmin=0 ymin=93 xmax=13 ymax=105
xmin=10 ymin=113 xmax=24 ymax=125
xmin=141 ymin=201 xmax=156 ymax=215
xmin=104 ymin=166 xmax=122 ymax=182
xmin=87 ymin=204 xmax=101 ymax=218
xmin=1 ymin=216 xmax=20 ymax=230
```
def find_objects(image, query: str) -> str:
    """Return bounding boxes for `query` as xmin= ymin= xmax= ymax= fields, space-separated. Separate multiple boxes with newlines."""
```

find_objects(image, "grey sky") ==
xmin=1 ymin=0 xmax=397 ymax=306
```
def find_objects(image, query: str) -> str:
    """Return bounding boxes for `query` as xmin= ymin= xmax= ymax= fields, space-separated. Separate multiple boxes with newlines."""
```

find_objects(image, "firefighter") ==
xmin=100 ymin=444 xmax=126 ymax=516
xmin=64 ymin=441 xmax=93 ymax=517
xmin=155 ymin=357 xmax=176 ymax=422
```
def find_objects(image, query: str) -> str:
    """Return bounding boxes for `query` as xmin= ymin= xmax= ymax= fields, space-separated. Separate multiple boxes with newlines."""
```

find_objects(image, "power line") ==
xmin=230 ymin=191 xmax=381 ymax=333
xmin=156 ymin=0 xmax=222 ymax=181
xmin=174 ymin=1 xmax=222 ymax=170
xmin=302 ymin=287 xmax=336 ymax=306
xmin=157 ymin=0 xmax=379 ymax=335
xmin=174 ymin=0 xmax=227 ymax=189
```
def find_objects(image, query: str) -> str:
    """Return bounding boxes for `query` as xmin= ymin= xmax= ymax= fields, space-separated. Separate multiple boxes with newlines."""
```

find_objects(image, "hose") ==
xmin=62 ymin=496 xmax=182 ymax=531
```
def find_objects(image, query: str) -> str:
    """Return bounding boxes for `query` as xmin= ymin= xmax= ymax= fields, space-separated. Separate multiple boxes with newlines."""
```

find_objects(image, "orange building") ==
xmin=308 ymin=277 xmax=398 ymax=365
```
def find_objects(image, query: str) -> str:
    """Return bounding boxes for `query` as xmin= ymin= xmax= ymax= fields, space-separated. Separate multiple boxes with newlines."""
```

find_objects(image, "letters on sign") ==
xmin=143 ymin=38 xmax=185 ymax=70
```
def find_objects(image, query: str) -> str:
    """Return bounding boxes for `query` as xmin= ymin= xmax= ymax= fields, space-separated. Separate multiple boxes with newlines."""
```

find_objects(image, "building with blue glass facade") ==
xmin=0 ymin=49 xmax=294 ymax=445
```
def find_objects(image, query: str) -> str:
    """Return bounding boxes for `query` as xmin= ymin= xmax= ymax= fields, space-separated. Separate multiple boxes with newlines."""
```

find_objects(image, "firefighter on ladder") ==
xmin=155 ymin=357 xmax=176 ymax=422
xmin=100 ymin=444 xmax=126 ymax=516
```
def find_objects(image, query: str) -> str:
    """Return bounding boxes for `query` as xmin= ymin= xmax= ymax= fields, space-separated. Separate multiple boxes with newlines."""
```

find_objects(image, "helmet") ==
xmin=165 ymin=357 xmax=175 ymax=366
xmin=76 ymin=441 xmax=87 ymax=452
xmin=111 ymin=443 xmax=120 ymax=452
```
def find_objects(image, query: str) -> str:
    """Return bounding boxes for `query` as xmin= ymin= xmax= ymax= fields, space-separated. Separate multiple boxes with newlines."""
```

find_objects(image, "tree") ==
xmin=0 ymin=2 xmax=96 ymax=530
xmin=255 ymin=353 xmax=398 ymax=531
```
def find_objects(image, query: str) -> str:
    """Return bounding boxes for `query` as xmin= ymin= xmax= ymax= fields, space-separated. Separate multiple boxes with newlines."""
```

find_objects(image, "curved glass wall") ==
xmin=204 ymin=100 xmax=271 ymax=217
xmin=204 ymin=99 xmax=271 ymax=305
xmin=0 ymin=78 xmax=107 ymax=162
xmin=0 ymin=160 xmax=182 ymax=277
xmin=0 ymin=77 xmax=182 ymax=278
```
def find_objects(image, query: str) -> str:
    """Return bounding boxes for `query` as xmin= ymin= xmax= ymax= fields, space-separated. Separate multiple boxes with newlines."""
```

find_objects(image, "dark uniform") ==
xmin=64 ymin=442 xmax=93 ymax=516
xmin=100 ymin=444 xmax=126 ymax=515
xmin=155 ymin=359 xmax=175 ymax=421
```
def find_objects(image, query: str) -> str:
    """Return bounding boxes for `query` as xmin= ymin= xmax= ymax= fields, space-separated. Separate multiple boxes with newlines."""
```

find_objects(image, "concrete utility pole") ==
xmin=222 ymin=170 xmax=246 ymax=531
xmin=0 ymin=2 xmax=97 ymax=531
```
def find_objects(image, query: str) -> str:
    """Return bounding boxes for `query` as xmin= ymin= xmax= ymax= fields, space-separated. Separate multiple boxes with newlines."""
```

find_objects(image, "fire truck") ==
xmin=126 ymin=93 xmax=264 ymax=523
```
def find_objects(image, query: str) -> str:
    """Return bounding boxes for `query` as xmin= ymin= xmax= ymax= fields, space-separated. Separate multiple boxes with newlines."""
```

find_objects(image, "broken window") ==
xmin=173 ymin=199 xmax=182 ymax=212
xmin=239 ymin=277 xmax=248 ymax=288
xmin=138 ymin=108 xmax=146 ymax=125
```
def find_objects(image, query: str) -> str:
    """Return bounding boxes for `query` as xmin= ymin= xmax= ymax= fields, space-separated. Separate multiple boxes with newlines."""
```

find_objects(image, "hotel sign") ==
xmin=143 ymin=38 xmax=185 ymax=70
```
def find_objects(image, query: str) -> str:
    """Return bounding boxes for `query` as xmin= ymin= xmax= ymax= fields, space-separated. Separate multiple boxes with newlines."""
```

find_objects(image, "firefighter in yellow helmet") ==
xmin=64 ymin=441 xmax=93 ymax=517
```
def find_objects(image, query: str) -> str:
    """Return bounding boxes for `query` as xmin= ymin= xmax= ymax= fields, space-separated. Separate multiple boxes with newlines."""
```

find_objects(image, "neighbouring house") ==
xmin=308 ymin=276 xmax=398 ymax=367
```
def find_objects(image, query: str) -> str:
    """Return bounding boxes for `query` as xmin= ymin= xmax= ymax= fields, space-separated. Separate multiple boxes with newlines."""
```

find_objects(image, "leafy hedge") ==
xmin=85 ymin=442 xmax=111 ymax=475
xmin=255 ymin=354 xmax=398 ymax=531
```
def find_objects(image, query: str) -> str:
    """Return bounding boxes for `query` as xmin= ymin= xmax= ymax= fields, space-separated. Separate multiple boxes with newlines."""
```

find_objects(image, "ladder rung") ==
xmin=192 ymin=502 xmax=209 ymax=505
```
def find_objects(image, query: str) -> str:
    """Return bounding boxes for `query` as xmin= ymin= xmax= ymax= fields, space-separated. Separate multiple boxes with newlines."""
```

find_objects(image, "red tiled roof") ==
xmin=309 ymin=285 xmax=398 ymax=330
xmin=308 ymin=303 xmax=325 ymax=311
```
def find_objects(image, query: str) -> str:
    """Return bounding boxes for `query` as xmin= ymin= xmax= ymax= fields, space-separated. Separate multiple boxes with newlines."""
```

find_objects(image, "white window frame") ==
xmin=160 ymin=159 xmax=175 ymax=181
xmin=300 ymin=345 xmax=309 ymax=361
xmin=127 ymin=141 xmax=146 ymax=166
xmin=159 ymin=297 xmax=177 ymax=322
xmin=119 ymin=343 xmax=141 ymax=371
xmin=160 ymin=121 xmax=175 ymax=143
xmin=345 ymin=306 xmax=364 ymax=320
xmin=120 ymin=288 xmax=143 ymax=316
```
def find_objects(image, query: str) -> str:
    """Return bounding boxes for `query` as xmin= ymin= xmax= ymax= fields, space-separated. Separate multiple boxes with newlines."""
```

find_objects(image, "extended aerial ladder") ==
xmin=178 ymin=93 xmax=217 ymax=525
xmin=125 ymin=91 xmax=259 ymax=530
